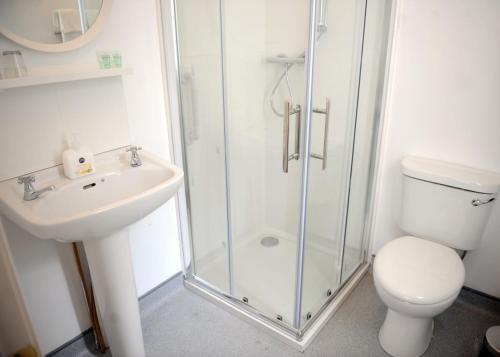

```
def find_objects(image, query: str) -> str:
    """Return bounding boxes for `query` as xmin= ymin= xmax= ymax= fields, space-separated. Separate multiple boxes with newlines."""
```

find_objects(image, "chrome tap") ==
xmin=18 ymin=175 xmax=55 ymax=201
xmin=126 ymin=145 xmax=142 ymax=167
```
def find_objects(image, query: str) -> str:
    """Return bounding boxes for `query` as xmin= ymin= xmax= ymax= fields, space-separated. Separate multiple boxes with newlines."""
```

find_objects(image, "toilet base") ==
xmin=379 ymin=308 xmax=433 ymax=357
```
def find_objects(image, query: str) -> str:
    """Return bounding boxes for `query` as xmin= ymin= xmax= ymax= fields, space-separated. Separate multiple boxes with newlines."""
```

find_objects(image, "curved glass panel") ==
xmin=300 ymin=0 xmax=367 ymax=328
xmin=175 ymin=0 xmax=230 ymax=293
xmin=341 ymin=0 xmax=392 ymax=284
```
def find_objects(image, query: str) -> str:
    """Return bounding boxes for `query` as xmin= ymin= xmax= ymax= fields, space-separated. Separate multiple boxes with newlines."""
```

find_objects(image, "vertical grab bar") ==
xmin=311 ymin=98 xmax=330 ymax=170
xmin=283 ymin=101 xmax=301 ymax=173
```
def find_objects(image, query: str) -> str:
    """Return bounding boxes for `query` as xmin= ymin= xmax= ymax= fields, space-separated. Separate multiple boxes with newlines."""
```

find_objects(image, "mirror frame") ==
xmin=0 ymin=0 xmax=112 ymax=53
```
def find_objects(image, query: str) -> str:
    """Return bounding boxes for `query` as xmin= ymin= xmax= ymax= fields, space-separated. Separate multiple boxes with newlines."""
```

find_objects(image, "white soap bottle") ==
xmin=62 ymin=133 xmax=96 ymax=179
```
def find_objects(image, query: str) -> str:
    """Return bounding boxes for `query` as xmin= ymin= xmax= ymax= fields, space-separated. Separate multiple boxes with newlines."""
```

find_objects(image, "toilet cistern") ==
xmin=373 ymin=156 xmax=500 ymax=357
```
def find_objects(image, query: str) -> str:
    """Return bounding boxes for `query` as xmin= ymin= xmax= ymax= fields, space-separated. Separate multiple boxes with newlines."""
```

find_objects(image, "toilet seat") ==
xmin=374 ymin=236 xmax=465 ymax=305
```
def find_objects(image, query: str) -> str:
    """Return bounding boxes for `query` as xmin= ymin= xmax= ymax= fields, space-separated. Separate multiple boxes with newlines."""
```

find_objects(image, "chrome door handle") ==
xmin=283 ymin=101 xmax=290 ymax=173
xmin=294 ymin=105 xmax=301 ymax=162
xmin=471 ymin=197 xmax=496 ymax=206
xmin=283 ymin=101 xmax=301 ymax=173
xmin=310 ymin=98 xmax=330 ymax=170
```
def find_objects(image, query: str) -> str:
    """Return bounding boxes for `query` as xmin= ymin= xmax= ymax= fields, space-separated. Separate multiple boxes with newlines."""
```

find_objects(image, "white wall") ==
xmin=0 ymin=77 xmax=130 ymax=181
xmin=0 ymin=0 xmax=181 ymax=354
xmin=371 ymin=0 xmax=500 ymax=297
xmin=0 ymin=218 xmax=39 ymax=356
xmin=3 ymin=218 xmax=92 ymax=355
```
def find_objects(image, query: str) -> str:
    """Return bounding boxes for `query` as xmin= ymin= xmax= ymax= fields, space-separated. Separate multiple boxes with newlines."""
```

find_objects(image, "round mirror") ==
xmin=0 ymin=0 xmax=112 ymax=52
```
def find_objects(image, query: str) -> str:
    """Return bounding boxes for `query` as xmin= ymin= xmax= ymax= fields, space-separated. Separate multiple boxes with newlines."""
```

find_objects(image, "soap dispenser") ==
xmin=62 ymin=133 xmax=96 ymax=179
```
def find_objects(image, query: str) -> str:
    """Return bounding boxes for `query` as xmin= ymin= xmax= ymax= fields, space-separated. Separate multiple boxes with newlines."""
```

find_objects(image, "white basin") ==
xmin=0 ymin=148 xmax=183 ymax=241
xmin=0 ymin=147 xmax=184 ymax=357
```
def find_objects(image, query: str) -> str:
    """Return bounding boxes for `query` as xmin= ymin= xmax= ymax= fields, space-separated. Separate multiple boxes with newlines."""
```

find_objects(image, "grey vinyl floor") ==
xmin=50 ymin=272 xmax=500 ymax=357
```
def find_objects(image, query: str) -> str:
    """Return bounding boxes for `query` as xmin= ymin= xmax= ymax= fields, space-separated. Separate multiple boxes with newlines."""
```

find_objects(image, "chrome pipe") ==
xmin=218 ymin=0 xmax=235 ymax=296
xmin=293 ymin=0 xmax=319 ymax=329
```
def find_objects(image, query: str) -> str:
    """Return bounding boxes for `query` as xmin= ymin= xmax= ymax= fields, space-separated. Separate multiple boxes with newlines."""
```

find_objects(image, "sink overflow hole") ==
xmin=83 ymin=182 xmax=97 ymax=190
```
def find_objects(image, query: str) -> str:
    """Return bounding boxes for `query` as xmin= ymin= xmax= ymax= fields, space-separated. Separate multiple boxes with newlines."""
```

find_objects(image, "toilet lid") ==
xmin=374 ymin=236 xmax=465 ymax=305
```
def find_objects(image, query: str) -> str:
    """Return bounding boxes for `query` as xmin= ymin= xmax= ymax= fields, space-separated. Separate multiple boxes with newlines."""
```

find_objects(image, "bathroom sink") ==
xmin=0 ymin=148 xmax=183 ymax=241
xmin=0 ymin=147 xmax=183 ymax=357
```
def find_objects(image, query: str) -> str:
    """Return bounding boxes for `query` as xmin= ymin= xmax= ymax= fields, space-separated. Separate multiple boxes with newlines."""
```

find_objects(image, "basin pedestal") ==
xmin=83 ymin=229 xmax=145 ymax=357
xmin=0 ymin=148 xmax=184 ymax=357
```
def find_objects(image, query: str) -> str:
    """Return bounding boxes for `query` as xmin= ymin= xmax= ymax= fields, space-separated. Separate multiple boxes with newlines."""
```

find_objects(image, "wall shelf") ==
xmin=0 ymin=67 xmax=132 ymax=91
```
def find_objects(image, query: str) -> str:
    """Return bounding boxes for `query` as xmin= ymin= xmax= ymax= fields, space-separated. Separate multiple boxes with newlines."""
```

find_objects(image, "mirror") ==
xmin=0 ymin=0 xmax=112 ymax=52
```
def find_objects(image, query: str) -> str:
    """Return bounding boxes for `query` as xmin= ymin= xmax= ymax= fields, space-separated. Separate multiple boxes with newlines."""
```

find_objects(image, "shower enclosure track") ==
xmin=184 ymin=262 xmax=369 ymax=351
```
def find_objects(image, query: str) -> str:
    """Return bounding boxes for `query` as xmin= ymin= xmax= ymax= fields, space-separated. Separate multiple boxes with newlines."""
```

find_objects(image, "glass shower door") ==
xmin=222 ymin=0 xmax=309 ymax=327
xmin=300 ymin=0 xmax=367 ymax=328
xmin=175 ymin=0 xmax=231 ymax=293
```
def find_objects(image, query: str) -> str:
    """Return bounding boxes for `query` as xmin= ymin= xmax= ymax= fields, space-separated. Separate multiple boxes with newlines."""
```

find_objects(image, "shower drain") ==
xmin=260 ymin=236 xmax=279 ymax=247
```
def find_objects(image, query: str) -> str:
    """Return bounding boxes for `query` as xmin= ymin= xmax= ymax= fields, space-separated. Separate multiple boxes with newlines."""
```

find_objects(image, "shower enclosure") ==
xmin=163 ymin=0 xmax=391 ymax=348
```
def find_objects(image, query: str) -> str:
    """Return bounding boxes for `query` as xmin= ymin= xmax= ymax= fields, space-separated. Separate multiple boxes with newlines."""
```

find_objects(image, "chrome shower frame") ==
xmin=158 ymin=0 xmax=395 ymax=350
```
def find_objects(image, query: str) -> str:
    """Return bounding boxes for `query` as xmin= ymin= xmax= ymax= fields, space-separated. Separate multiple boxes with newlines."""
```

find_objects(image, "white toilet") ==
xmin=373 ymin=156 xmax=500 ymax=357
